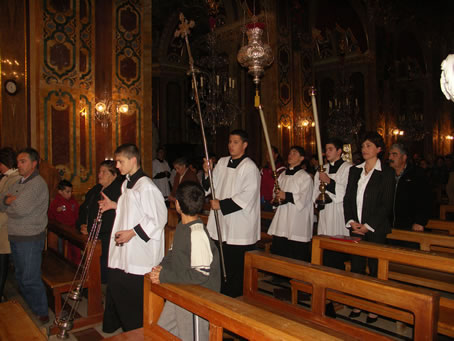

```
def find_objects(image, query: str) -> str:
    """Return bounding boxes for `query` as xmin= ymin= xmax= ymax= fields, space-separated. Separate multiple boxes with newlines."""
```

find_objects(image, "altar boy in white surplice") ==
xmin=202 ymin=129 xmax=260 ymax=298
xmin=268 ymin=146 xmax=313 ymax=262
xmin=313 ymin=138 xmax=352 ymax=270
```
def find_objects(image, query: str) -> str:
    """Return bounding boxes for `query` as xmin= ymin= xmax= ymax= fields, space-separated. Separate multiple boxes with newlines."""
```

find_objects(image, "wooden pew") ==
xmin=311 ymin=235 xmax=454 ymax=337
xmin=387 ymin=228 xmax=454 ymax=254
xmin=106 ymin=276 xmax=348 ymax=340
xmin=426 ymin=219 xmax=454 ymax=235
xmin=440 ymin=204 xmax=454 ymax=220
xmin=0 ymin=301 xmax=46 ymax=341
xmin=43 ymin=221 xmax=103 ymax=332
xmin=243 ymin=251 xmax=438 ymax=340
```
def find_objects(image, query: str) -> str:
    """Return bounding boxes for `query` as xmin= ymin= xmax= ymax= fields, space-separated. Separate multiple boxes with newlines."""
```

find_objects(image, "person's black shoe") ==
xmin=349 ymin=309 xmax=361 ymax=318
xmin=366 ymin=314 xmax=378 ymax=324
xmin=325 ymin=302 xmax=336 ymax=318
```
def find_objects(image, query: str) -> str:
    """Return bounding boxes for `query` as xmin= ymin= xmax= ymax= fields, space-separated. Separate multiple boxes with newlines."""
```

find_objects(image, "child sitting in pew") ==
xmin=48 ymin=180 xmax=80 ymax=264
xmin=147 ymin=181 xmax=220 ymax=340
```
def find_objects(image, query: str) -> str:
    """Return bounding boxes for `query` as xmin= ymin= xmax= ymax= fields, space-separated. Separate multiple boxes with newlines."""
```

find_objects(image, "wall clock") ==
xmin=4 ymin=79 xmax=18 ymax=96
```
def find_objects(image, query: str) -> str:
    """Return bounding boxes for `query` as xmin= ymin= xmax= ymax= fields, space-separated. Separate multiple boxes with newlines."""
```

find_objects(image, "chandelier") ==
xmin=93 ymin=91 xmax=130 ymax=128
xmin=326 ymin=77 xmax=362 ymax=142
xmin=187 ymin=32 xmax=240 ymax=134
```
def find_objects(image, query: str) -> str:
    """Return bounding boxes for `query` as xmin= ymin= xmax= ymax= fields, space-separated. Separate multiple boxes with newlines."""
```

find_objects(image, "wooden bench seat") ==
xmin=0 ymin=301 xmax=46 ymax=341
xmin=387 ymin=228 xmax=454 ymax=254
xmin=311 ymin=235 xmax=454 ymax=337
xmin=44 ymin=221 xmax=103 ymax=332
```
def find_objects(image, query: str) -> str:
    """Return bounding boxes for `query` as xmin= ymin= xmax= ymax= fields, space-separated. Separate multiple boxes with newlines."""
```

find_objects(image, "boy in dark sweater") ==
xmin=147 ymin=181 xmax=220 ymax=340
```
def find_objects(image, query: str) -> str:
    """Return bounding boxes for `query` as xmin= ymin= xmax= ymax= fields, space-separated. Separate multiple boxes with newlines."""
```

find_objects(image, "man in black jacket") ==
xmin=389 ymin=143 xmax=431 ymax=246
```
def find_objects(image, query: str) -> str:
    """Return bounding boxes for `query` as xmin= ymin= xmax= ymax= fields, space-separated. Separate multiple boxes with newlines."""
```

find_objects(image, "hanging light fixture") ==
xmin=237 ymin=21 xmax=273 ymax=86
xmin=237 ymin=1 xmax=273 ymax=106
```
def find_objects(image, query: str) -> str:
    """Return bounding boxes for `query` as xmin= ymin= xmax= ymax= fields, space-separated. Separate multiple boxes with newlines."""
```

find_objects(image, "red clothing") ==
xmin=48 ymin=193 xmax=81 ymax=264
xmin=170 ymin=169 xmax=199 ymax=198
xmin=260 ymin=162 xmax=285 ymax=202
xmin=48 ymin=193 xmax=79 ymax=227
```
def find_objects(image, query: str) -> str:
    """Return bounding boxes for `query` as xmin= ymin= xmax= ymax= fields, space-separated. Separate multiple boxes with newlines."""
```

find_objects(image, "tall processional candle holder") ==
xmin=237 ymin=18 xmax=279 ymax=204
xmin=310 ymin=86 xmax=332 ymax=205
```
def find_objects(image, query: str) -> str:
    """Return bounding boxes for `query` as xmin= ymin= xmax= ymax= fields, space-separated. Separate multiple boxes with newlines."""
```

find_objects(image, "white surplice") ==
xmin=108 ymin=177 xmax=168 ymax=275
xmin=268 ymin=167 xmax=314 ymax=242
xmin=152 ymin=158 xmax=171 ymax=198
xmin=313 ymin=161 xmax=352 ymax=236
xmin=205 ymin=156 xmax=261 ymax=245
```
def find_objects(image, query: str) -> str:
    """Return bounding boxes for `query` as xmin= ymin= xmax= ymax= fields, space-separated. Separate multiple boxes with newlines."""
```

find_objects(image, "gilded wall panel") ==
xmin=113 ymin=0 xmax=142 ymax=152
xmin=39 ymin=0 xmax=95 ymax=192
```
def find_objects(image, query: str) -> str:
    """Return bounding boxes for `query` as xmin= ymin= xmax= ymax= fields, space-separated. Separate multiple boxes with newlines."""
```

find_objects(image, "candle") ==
xmin=201 ymin=76 xmax=203 ymax=88
xmin=216 ymin=75 xmax=220 ymax=85
xmin=232 ymin=79 xmax=235 ymax=89
xmin=310 ymin=87 xmax=324 ymax=167
xmin=229 ymin=77 xmax=231 ymax=87
xmin=258 ymin=105 xmax=276 ymax=172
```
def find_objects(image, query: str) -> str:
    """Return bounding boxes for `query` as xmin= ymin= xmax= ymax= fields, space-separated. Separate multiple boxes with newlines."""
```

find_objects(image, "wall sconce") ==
xmin=94 ymin=92 xmax=131 ymax=128
xmin=278 ymin=114 xmax=292 ymax=130
xmin=391 ymin=128 xmax=404 ymax=136
xmin=446 ymin=135 xmax=454 ymax=140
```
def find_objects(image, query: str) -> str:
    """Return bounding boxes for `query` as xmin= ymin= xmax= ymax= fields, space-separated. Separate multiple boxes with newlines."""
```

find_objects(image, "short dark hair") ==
xmin=362 ymin=131 xmax=385 ymax=158
xmin=290 ymin=145 xmax=305 ymax=157
xmin=0 ymin=147 xmax=17 ymax=169
xmin=173 ymin=157 xmax=188 ymax=167
xmin=230 ymin=129 xmax=249 ymax=143
xmin=115 ymin=143 xmax=141 ymax=165
xmin=176 ymin=181 xmax=205 ymax=216
xmin=325 ymin=138 xmax=344 ymax=151
xmin=57 ymin=179 xmax=73 ymax=191
xmin=17 ymin=147 xmax=40 ymax=168
xmin=100 ymin=160 xmax=119 ymax=176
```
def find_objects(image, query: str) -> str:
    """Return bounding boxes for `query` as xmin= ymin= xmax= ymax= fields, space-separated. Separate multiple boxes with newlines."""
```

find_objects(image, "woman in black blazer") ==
xmin=343 ymin=132 xmax=395 ymax=322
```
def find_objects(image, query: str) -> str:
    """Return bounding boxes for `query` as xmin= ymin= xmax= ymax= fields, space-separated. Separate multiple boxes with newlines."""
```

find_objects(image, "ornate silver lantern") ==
xmin=237 ymin=21 xmax=273 ymax=86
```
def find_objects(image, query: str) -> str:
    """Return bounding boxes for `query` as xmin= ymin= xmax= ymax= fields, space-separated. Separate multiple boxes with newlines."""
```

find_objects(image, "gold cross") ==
xmin=174 ymin=13 xmax=195 ymax=38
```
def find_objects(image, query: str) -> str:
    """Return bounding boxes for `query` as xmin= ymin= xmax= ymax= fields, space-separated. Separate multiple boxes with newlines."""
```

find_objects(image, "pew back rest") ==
xmin=387 ymin=228 xmax=454 ymax=253
xmin=143 ymin=276 xmax=347 ymax=340
xmin=426 ymin=219 xmax=454 ymax=235
xmin=312 ymin=235 xmax=454 ymax=278
xmin=244 ymin=251 xmax=439 ymax=340
xmin=312 ymin=235 xmax=454 ymax=337
xmin=440 ymin=204 xmax=454 ymax=220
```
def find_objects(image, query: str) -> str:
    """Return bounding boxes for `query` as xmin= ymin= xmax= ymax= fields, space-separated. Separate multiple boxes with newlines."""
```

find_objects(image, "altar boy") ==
xmin=101 ymin=143 xmax=167 ymax=333
xmin=268 ymin=146 xmax=314 ymax=261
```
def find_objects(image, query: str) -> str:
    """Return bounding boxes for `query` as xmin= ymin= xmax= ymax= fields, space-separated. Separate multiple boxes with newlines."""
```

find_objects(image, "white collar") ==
xmin=355 ymin=159 xmax=382 ymax=172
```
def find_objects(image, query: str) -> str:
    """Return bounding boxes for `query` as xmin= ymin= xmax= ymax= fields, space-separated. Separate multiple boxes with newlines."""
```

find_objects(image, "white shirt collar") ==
xmin=355 ymin=159 xmax=382 ymax=172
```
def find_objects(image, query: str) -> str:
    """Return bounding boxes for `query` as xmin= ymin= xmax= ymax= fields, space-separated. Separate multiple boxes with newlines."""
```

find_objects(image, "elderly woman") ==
xmin=168 ymin=157 xmax=198 ymax=203
xmin=0 ymin=148 xmax=21 ymax=302
xmin=343 ymin=131 xmax=395 ymax=323
xmin=77 ymin=160 xmax=123 ymax=284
